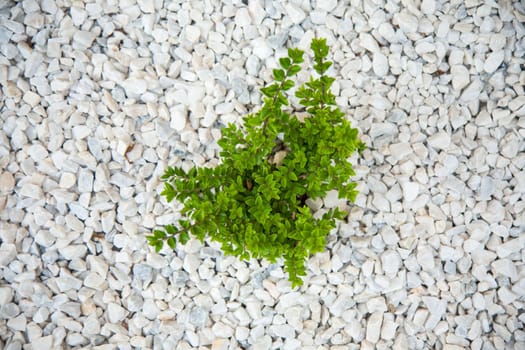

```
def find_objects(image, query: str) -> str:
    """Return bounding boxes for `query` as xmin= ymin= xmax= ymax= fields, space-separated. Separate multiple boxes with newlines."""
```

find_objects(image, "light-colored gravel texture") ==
xmin=1 ymin=0 xmax=524 ymax=349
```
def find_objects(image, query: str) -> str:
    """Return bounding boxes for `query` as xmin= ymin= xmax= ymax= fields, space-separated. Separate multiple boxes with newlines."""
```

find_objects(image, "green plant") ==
xmin=148 ymin=38 xmax=365 ymax=287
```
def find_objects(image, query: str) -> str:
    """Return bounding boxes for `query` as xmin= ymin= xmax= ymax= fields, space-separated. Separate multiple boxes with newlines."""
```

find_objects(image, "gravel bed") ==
xmin=0 ymin=0 xmax=524 ymax=349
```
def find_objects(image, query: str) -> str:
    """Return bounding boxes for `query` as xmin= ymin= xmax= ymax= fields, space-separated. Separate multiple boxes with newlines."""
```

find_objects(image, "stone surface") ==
xmin=372 ymin=52 xmax=389 ymax=77
xmin=402 ymin=182 xmax=419 ymax=202
xmin=0 ymin=2 xmax=523 ymax=349
xmin=427 ymin=132 xmax=451 ymax=150
xmin=366 ymin=312 xmax=383 ymax=343
xmin=107 ymin=303 xmax=127 ymax=323
xmin=451 ymin=65 xmax=470 ymax=91
xmin=484 ymin=51 xmax=504 ymax=73
xmin=0 ymin=172 xmax=15 ymax=192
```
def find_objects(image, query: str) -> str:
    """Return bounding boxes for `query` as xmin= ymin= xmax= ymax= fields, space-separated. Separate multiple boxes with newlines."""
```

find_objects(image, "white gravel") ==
xmin=1 ymin=0 xmax=524 ymax=349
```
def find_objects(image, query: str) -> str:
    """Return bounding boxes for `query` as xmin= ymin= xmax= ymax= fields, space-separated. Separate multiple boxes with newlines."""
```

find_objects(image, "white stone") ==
xmin=212 ymin=322 xmax=234 ymax=338
xmin=83 ymin=314 xmax=101 ymax=335
xmin=169 ymin=106 xmax=187 ymax=132
xmin=55 ymin=274 xmax=82 ymax=292
xmin=359 ymin=33 xmax=380 ymax=53
xmin=78 ymin=169 xmax=94 ymax=193
xmin=285 ymin=4 xmax=306 ymax=24
xmin=269 ymin=324 xmax=295 ymax=338
xmin=381 ymin=250 xmax=401 ymax=275
xmin=174 ymin=47 xmax=192 ymax=62
xmin=73 ymin=30 xmax=97 ymax=49
xmin=366 ymin=312 xmax=383 ymax=343
xmin=283 ymin=306 xmax=302 ymax=329
xmin=23 ymin=91 xmax=41 ymax=107
xmin=211 ymin=339 xmax=229 ymax=350
xmin=316 ymin=0 xmax=337 ymax=11
xmin=19 ymin=183 xmax=44 ymax=199
xmin=59 ymin=245 xmax=87 ymax=260
xmin=417 ymin=246 xmax=435 ymax=270
xmin=70 ymin=7 xmax=86 ymax=26
xmin=484 ymin=51 xmax=504 ymax=73
xmin=33 ymin=207 xmax=53 ymax=225
xmin=372 ymin=193 xmax=390 ymax=212
xmin=451 ymin=65 xmax=469 ymax=91
xmin=235 ymin=7 xmax=251 ymax=27
xmin=491 ymin=259 xmax=518 ymax=280
xmin=143 ymin=299 xmax=160 ymax=320
xmin=381 ymin=319 xmax=397 ymax=340
xmin=323 ymin=190 xmax=342 ymax=209
xmin=59 ymin=172 xmax=76 ymax=189
xmin=185 ymin=25 xmax=200 ymax=43
xmin=84 ymin=272 xmax=105 ymax=289
xmin=72 ymin=125 xmax=91 ymax=139
xmin=107 ymin=303 xmax=127 ymax=323
xmin=121 ymin=78 xmax=148 ymax=97
xmin=0 ymin=286 xmax=13 ymax=304
xmin=422 ymin=296 xmax=447 ymax=329
xmin=402 ymin=182 xmax=419 ymax=202
xmin=501 ymin=137 xmax=519 ymax=158
xmin=32 ymin=335 xmax=53 ymax=349
xmin=101 ymin=210 xmax=116 ymax=233
xmin=86 ymin=255 xmax=108 ymax=279
xmin=41 ymin=0 xmax=57 ymax=14
xmin=421 ymin=0 xmax=436 ymax=15
xmin=7 ymin=314 xmax=26 ymax=331
xmin=183 ymin=254 xmax=200 ymax=274
xmin=0 ymin=172 xmax=15 ymax=192
xmin=248 ymin=0 xmax=265 ymax=25
xmin=427 ymin=132 xmax=450 ymax=150
xmin=378 ymin=23 xmax=396 ymax=42
xmin=369 ymin=96 xmax=393 ymax=111
xmin=152 ymin=28 xmax=169 ymax=43
xmin=508 ymin=96 xmax=525 ymax=113
xmin=372 ymin=52 xmax=389 ymax=77
xmin=103 ymin=62 xmax=125 ymax=82
xmin=395 ymin=12 xmax=419 ymax=33
xmin=480 ymin=200 xmax=505 ymax=223
xmin=310 ymin=10 xmax=326 ymax=25
xmin=498 ymin=287 xmax=518 ymax=305
xmin=496 ymin=238 xmax=523 ymax=258
xmin=110 ymin=173 xmax=135 ymax=187
xmin=27 ymin=144 xmax=49 ymax=163
xmin=415 ymin=42 xmax=435 ymax=55
xmin=137 ymin=0 xmax=154 ymax=13
xmin=246 ymin=55 xmax=260 ymax=76
xmin=380 ymin=226 xmax=399 ymax=245
xmin=460 ymin=80 xmax=482 ymax=103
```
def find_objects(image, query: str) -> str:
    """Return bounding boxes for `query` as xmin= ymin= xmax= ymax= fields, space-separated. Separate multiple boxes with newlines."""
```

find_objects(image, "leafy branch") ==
xmin=150 ymin=38 xmax=365 ymax=288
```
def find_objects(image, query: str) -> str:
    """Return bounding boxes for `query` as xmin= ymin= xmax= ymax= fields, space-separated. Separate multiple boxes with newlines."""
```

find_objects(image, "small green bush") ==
xmin=148 ymin=38 xmax=365 ymax=287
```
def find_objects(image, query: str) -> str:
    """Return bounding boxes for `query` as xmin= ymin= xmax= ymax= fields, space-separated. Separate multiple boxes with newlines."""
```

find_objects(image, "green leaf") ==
xmin=161 ymin=183 xmax=176 ymax=202
xmin=165 ymin=224 xmax=177 ymax=235
xmin=288 ymin=48 xmax=304 ymax=63
xmin=155 ymin=241 xmax=163 ymax=252
xmin=289 ymin=65 xmax=301 ymax=76
xmin=260 ymin=84 xmax=279 ymax=97
xmin=153 ymin=230 xmax=166 ymax=239
xmin=167 ymin=237 xmax=176 ymax=249
xmin=180 ymin=231 xmax=190 ymax=244
xmin=277 ymin=94 xmax=288 ymax=106
xmin=282 ymin=80 xmax=294 ymax=90
xmin=161 ymin=166 xmax=177 ymax=180
xmin=279 ymin=57 xmax=291 ymax=69
xmin=273 ymin=69 xmax=285 ymax=81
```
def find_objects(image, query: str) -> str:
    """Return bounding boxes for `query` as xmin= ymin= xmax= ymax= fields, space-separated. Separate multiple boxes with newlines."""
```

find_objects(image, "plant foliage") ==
xmin=148 ymin=38 xmax=365 ymax=287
